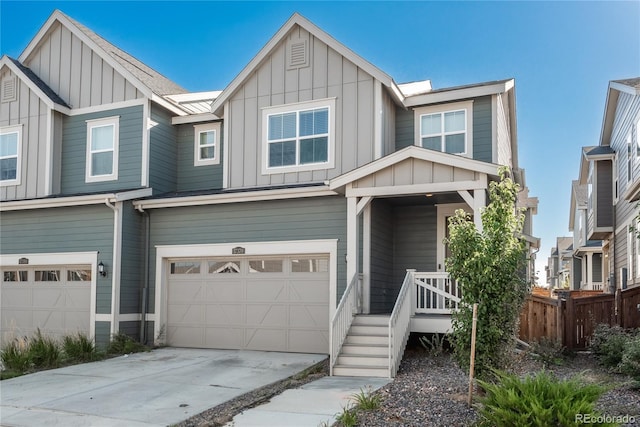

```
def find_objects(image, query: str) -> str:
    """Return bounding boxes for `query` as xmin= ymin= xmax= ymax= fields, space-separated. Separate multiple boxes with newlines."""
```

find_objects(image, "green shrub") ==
xmin=419 ymin=333 xmax=448 ymax=356
xmin=590 ymin=324 xmax=632 ymax=370
xmin=29 ymin=329 xmax=62 ymax=369
xmin=619 ymin=335 xmax=640 ymax=382
xmin=530 ymin=336 xmax=568 ymax=367
xmin=106 ymin=332 xmax=148 ymax=355
xmin=63 ymin=333 xmax=102 ymax=363
xmin=1 ymin=336 xmax=32 ymax=373
xmin=477 ymin=370 xmax=614 ymax=427
xmin=335 ymin=406 xmax=357 ymax=427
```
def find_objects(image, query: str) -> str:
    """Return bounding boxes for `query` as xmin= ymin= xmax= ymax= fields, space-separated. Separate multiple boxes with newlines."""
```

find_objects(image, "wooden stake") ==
xmin=468 ymin=303 xmax=478 ymax=407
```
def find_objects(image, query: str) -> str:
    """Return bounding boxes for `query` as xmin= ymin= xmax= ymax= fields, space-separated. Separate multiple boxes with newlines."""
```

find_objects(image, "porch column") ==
xmin=362 ymin=203 xmax=372 ymax=314
xmin=347 ymin=196 xmax=358 ymax=283
xmin=473 ymin=189 xmax=486 ymax=232
xmin=586 ymin=252 xmax=594 ymax=288
xmin=581 ymin=255 xmax=587 ymax=289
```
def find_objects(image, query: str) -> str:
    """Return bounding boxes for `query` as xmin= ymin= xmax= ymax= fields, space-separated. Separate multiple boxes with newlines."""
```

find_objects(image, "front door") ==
xmin=436 ymin=203 xmax=472 ymax=272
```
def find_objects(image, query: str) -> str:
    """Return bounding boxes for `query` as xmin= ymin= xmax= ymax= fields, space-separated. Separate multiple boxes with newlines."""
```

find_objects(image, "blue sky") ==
xmin=2 ymin=1 xmax=639 ymax=283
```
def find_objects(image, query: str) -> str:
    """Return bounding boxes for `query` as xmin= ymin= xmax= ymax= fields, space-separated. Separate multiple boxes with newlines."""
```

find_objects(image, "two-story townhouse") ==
xmin=578 ymin=79 xmax=640 ymax=293
xmin=0 ymin=10 xmax=194 ymax=345
xmin=544 ymin=237 xmax=573 ymax=289
xmin=569 ymin=176 xmax=604 ymax=291
xmin=1 ymin=11 xmax=537 ymax=378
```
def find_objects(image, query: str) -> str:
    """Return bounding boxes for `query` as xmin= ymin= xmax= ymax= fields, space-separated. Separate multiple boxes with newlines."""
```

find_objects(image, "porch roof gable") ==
xmin=329 ymin=146 xmax=500 ymax=192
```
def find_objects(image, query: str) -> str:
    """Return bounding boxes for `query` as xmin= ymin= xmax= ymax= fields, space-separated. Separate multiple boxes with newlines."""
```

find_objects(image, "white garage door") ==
xmin=166 ymin=255 xmax=329 ymax=353
xmin=1 ymin=266 xmax=92 ymax=343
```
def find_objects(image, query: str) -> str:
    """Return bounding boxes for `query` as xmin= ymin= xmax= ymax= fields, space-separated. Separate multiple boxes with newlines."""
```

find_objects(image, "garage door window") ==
xmin=67 ymin=269 xmax=92 ymax=281
xmin=170 ymin=261 xmax=200 ymax=274
xmin=3 ymin=270 xmax=27 ymax=282
xmin=209 ymin=260 xmax=240 ymax=274
xmin=35 ymin=270 xmax=60 ymax=281
xmin=249 ymin=259 xmax=283 ymax=273
xmin=291 ymin=258 xmax=329 ymax=273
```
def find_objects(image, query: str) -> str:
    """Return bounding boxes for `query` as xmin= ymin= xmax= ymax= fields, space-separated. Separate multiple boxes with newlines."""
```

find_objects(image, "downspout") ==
xmin=137 ymin=204 xmax=150 ymax=344
xmin=105 ymin=199 xmax=121 ymax=337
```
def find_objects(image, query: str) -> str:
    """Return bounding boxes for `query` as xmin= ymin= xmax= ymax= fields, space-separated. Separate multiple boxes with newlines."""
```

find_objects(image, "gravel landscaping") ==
xmin=174 ymin=337 xmax=640 ymax=427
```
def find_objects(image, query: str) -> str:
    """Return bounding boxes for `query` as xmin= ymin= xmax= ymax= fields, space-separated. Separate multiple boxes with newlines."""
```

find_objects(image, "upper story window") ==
xmin=414 ymin=100 xmax=473 ymax=157
xmin=0 ymin=124 xmax=22 ymax=186
xmin=262 ymin=98 xmax=336 ymax=174
xmin=194 ymin=123 xmax=221 ymax=166
xmin=86 ymin=116 xmax=119 ymax=183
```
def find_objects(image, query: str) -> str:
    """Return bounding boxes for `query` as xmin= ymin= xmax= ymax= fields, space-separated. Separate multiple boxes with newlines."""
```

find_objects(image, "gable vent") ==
xmin=1 ymin=76 xmax=17 ymax=103
xmin=287 ymin=39 xmax=309 ymax=69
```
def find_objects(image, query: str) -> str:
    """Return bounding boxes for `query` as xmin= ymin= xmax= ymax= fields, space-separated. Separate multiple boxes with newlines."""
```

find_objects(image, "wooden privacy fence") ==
xmin=519 ymin=286 xmax=640 ymax=349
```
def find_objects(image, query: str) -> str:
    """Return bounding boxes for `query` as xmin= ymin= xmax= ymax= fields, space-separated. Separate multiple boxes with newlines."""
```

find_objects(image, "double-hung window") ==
xmin=86 ymin=116 xmax=119 ymax=182
xmin=0 ymin=124 xmax=21 ymax=186
xmin=414 ymin=100 xmax=473 ymax=157
xmin=262 ymin=98 xmax=335 ymax=174
xmin=194 ymin=123 xmax=221 ymax=166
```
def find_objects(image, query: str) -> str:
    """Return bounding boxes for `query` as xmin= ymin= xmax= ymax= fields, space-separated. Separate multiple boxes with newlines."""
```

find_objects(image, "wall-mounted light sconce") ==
xmin=98 ymin=261 xmax=107 ymax=277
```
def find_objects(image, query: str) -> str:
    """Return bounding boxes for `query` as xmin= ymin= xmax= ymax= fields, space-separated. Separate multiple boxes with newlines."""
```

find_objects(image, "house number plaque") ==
xmin=18 ymin=257 xmax=29 ymax=265
xmin=232 ymin=247 xmax=246 ymax=255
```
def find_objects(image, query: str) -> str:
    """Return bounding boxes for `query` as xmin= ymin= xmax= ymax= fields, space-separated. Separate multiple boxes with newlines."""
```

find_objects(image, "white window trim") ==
xmin=194 ymin=122 xmax=221 ymax=166
xmin=261 ymin=98 xmax=336 ymax=175
xmin=414 ymin=100 xmax=474 ymax=158
xmin=86 ymin=116 xmax=119 ymax=183
xmin=0 ymin=124 xmax=22 ymax=186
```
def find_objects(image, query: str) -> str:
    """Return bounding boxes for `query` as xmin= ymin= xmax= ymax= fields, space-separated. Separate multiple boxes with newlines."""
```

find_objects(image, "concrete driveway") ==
xmin=0 ymin=347 xmax=326 ymax=427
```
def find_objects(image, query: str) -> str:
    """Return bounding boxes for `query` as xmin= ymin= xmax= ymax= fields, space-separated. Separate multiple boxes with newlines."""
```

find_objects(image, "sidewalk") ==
xmin=226 ymin=376 xmax=392 ymax=426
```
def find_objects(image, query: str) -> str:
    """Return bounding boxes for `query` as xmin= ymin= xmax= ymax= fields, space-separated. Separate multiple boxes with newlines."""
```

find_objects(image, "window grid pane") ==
xmin=0 ymin=132 xmax=18 ymax=156
xmin=420 ymin=110 xmax=466 ymax=154
xmin=91 ymin=125 xmax=114 ymax=151
xmin=35 ymin=270 xmax=60 ymax=281
xmin=170 ymin=262 xmax=201 ymax=274
xmin=1 ymin=157 xmax=17 ymax=180
xmin=3 ymin=271 xmax=28 ymax=282
xmin=67 ymin=269 xmax=92 ymax=281
xmin=300 ymin=137 xmax=328 ymax=164
xmin=208 ymin=260 xmax=241 ymax=274
xmin=249 ymin=259 xmax=284 ymax=273
xmin=92 ymin=151 xmax=113 ymax=175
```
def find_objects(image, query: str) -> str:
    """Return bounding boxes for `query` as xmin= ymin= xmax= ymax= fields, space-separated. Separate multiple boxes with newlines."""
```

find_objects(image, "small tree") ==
xmin=445 ymin=167 xmax=529 ymax=379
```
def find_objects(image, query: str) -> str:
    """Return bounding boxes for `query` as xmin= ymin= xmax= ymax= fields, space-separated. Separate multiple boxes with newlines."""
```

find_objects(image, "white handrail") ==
xmin=388 ymin=269 xmax=414 ymax=378
xmin=329 ymin=273 xmax=360 ymax=376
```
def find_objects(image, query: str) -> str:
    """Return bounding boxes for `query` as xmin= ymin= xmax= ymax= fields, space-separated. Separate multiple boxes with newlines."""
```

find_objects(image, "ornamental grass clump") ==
xmin=476 ymin=370 xmax=614 ymax=427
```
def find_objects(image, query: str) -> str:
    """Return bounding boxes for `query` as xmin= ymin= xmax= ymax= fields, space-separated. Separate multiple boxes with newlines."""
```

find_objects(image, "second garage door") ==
xmin=166 ymin=255 xmax=329 ymax=353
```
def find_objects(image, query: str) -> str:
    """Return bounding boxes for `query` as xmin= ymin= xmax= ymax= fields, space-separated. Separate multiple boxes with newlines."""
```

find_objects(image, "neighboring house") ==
xmin=0 ymin=11 xmax=537 ymax=377
xmin=569 ymin=178 xmax=604 ymax=290
xmin=545 ymin=237 xmax=573 ymax=289
xmin=574 ymin=79 xmax=640 ymax=293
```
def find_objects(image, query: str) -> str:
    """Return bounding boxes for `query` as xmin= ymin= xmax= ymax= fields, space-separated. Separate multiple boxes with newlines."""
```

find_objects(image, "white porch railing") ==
xmin=414 ymin=272 xmax=460 ymax=314
xmin=329 ymin=273 xmax=361 ymax=376
xmin=581 ymin=282 xmax=604 ymax=291
xmin=389 ymin=269 xmax=414 ymax=378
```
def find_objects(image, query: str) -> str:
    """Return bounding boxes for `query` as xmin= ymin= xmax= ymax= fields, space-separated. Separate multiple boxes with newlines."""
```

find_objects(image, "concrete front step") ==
xmin=332 ymin=364 xmax=389 ymax=377
xmin=349 ymin=325 xmax=389 ymax=335
xmin=336 ymin=354 xmax=388 ymax=367
xmin=340 ymin=343 xmax=388 ymax=356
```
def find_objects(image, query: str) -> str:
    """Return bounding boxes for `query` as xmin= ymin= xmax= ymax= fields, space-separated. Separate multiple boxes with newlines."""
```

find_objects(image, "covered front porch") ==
xmin=328 ymin=146 xmax=500 ymax=377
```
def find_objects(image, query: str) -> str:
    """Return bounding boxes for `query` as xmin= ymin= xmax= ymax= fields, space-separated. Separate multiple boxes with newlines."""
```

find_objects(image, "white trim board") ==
xmin=153 ymin=239 xmax=339 ymax=346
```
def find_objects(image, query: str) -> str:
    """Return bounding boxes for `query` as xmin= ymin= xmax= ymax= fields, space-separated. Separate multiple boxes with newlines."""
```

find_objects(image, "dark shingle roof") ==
xmin=8 ymin=57 xmax=70 ymax=108
xmin=64 ymin=13 xmax=187 ymax=96
xmin=586 ymin=146 xmax=615 ymax=156
xmin=613 ymin=78 xmax=640 ymax=90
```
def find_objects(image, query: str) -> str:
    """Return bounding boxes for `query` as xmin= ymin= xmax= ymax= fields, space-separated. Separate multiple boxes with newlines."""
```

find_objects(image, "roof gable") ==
xmin=211 ymin=13 xmax=401 ymax=116
xmin=18 ymin=10 xmax=186 ymax=105
xmin=1 ymin=55 xmax=70 ymax=110
xmin=329 ymin=145 xmax=500 ymax=191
